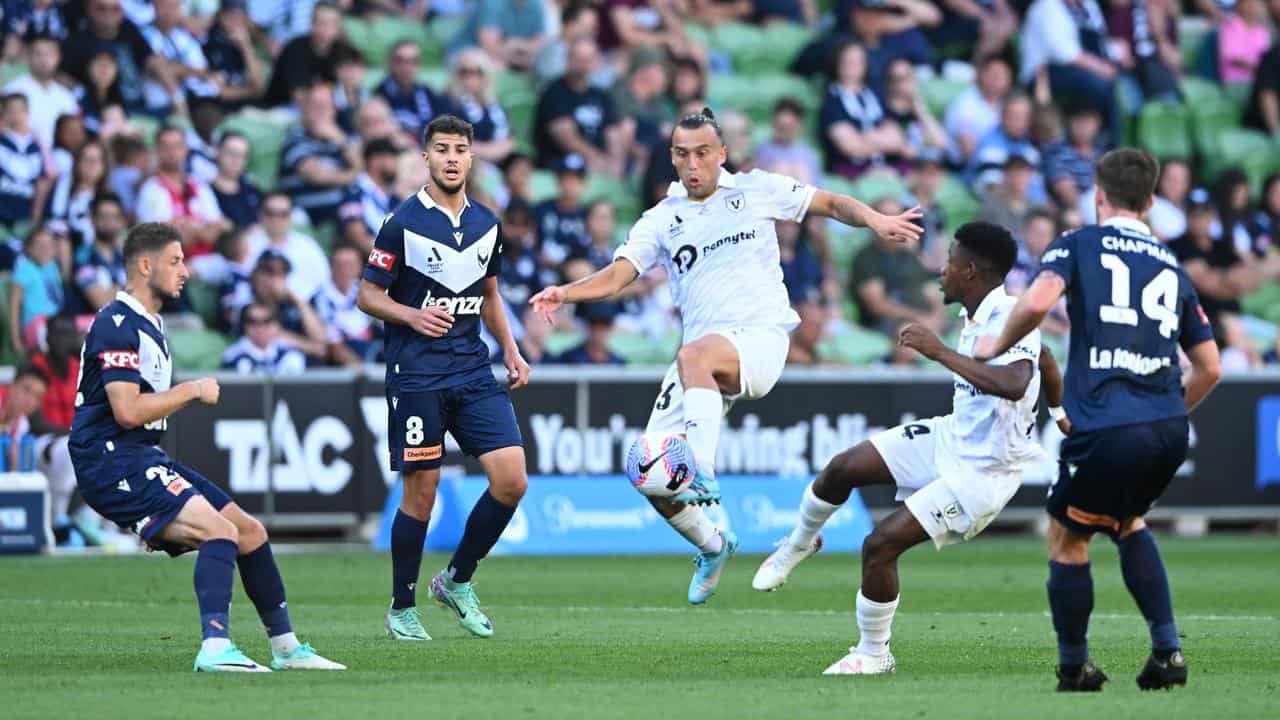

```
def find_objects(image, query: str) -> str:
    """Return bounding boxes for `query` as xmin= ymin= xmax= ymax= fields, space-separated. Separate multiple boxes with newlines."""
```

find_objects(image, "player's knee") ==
xmin=237 ymin=515 xmax=268 ymax=553
xmin=203 ymin=514 xmax=239 ymax=544
xmin=491 ymin=474 xmax=527 ymax=505
xmin=861 ymin=530 xmax=898 ymax=565
xmin=401 ymin=471 xmax=440 ymax=519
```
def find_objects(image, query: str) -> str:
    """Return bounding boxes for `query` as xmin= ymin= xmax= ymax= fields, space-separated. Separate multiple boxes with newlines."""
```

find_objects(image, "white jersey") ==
xmin=614 ymin=169 xmax=814 ymax=343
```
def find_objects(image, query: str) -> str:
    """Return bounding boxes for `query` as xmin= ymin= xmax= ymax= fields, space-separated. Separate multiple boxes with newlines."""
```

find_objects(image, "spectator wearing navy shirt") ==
xmin=183 ymin=99 xmax=222 ymax=185
xmin=534 ymin=158 xmax=590 ymax=269
xmin=447 ymin=48 xmax=515 ymax=164
xmin=244 ymin=247 xmax=329 ymax=359
xmin=818 ymin=41 xmax=906 ymax=178
xmin=338 ymin=138 xmax=400 ymax=254
xmin=375 ymin=40 xmax=453 ymax=141
xmin=140 ymin=0 xmax=218 ymax=114
xmin=553 ymin=302 xmax=625 ymax=365
xmin=0 ymin=93 xmax=51 ymax=227
xmin=60 ymin=0 xmax=161 ymax=116
xmin=209 ymin=131 xmax=262 ymax=229
xmin=3 ymin=0 xmax=67 ymax=60
xmin=68 ymin=192 xmax=127 ymax=316
xmin=223 ymin=301 xmax=308 ymax=375
xmin=202 ymin=0 xmax=267 ymax=111
xmin=312 ymin=243 xmax=380 ymax=365
xmin=47 ymin=140 xmax=107 ymax=249
xmin=278 ymin=81 xmax=358 ymax=224
xmin=532 ymin=36 xmax=626 ymax=175
xmin=264 ymin=1 xmax=354 ymax=107
xmin=1043 ymin=103 xmax=1105 ymax=210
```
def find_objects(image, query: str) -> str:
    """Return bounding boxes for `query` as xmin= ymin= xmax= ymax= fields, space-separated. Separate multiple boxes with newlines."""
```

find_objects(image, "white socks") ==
xmin=854 ymin=591 xmax=900 ymax=657
xmin=270 ymin=632 xmax=300 ymax=656
xmin=200 ymin=637 xmax=232 ymax=656
xmin=788 ymin=484 xmax=840 ymax=551
xmin=683 ymin=388 xmax=724 ymax=478
xmin=668 ymin=505 xmax=723 ymax=554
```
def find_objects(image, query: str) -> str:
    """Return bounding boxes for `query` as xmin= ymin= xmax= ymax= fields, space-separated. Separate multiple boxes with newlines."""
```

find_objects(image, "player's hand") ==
xmin=897 ymin=322 xmax=946 ymax=360
xmin=972 ymin=335 xmax=1000 ymax=361
xmin=190 ymin=378 xmax=220 ymax=405
xmin=528 ymin=286 xmax=567 ymax=325
xmin=1056 ymin=415 xmax=1072 ymax=435
xmin=868 ymin=205 xmax=925 ymax=245
xmin=409 ymin=305 xmax=454 ymax=337
xmin=505 ymin=349 xmax=531 ymax=390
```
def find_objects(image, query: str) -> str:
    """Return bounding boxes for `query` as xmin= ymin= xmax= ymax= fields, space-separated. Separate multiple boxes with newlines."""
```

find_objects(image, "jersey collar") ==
xmin=115 ymin=290 xmax=163 ymax=332
xmin=416 ymin=186 xmax=471 ymax=227
xmin=962 ymin=285 xmax=1008 ymax=326
xmin=665 ymin=168 xmax=737 ymax=201
xmin=1102 ymin=216 xmax=1152 ymax=236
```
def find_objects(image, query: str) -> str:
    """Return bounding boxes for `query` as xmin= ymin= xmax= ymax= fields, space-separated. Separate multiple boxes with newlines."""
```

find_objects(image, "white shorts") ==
xmin=645 ymin=325 xmax=790 ymax=434
xmin=868 ymin=417 xmax=1020 ymax=549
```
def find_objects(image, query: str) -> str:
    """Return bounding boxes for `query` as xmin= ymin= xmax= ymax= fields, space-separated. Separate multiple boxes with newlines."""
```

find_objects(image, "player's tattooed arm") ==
xmin=899 ymin=323 xmax=1033 ymax=400
xmin=807 ymin=189 xmax=924 ymax=244
xmin=974 ymin=272 xmax=1065 ymax=360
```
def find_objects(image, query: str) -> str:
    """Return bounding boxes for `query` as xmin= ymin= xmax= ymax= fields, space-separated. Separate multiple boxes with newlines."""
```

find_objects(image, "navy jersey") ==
xmin=69 ymin=292 xmax=173 ymax=450
xmin=362 ymin=189 xmax=502 ymax=390
xmin=1039 ymin=217 xmax=1214 ymax=432
xmin=0 ymin=130 xmax=44 ymax=223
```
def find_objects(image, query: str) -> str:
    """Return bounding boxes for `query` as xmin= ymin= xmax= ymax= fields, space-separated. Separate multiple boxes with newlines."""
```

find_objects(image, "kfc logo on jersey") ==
xmin=368 ymin=248 xmax=398 ymax=271
xmin=99 ymin=350 xmax=141 ymax=370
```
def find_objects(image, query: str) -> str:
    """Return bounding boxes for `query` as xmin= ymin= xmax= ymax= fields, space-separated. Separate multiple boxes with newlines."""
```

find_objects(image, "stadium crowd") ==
xmin=0 ymin=0 xmax=1278 ymax=391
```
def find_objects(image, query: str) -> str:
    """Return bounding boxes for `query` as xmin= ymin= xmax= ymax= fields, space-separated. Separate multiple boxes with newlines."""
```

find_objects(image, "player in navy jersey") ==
xmin=69 ymin=223 xmax=345 ymax=673
xmin=357 ymin=115 xmax=530 ymax=641
xmin=976 ymin=149 xmax=1222 ymax=692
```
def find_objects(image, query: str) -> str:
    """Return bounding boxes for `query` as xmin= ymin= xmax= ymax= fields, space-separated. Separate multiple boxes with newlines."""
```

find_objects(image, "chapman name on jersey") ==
xmin=70 ymin=291 xmax=173 ymax=450
xmin=614 ymin=169 xmax=815 ymax=342
xmin=362 ymin=188 xmax=502 ymax=390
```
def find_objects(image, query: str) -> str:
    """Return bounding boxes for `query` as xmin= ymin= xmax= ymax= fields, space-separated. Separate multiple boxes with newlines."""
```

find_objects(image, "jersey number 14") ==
xmin=1098 ymin=253 xmax=1180 ymax=339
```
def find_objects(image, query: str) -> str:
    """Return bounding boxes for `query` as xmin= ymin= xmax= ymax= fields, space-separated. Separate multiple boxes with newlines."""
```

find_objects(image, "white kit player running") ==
xmin=529 ymin=108 xmax=923 ymax=604
xmin=752 ymin=222 xmax=1070 ymax=674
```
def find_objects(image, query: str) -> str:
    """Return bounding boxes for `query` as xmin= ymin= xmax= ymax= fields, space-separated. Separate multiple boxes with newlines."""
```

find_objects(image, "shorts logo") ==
xmin=99 ymin=350 xmax=140 ymax=369
xmin=165 ymin=477 xmax=192 ymax=496
xmin=404 ymin=445 xmax=443 ymax=462
xmin=942 ymin=502 xmax=962 ymax=519
xmin=368 ymin=248 xmax=398 ymax=271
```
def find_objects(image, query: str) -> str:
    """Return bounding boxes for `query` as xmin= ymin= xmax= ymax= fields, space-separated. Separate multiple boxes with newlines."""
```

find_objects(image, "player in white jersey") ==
xmin=751 ymin=222 xmax=1070 ymax=675
xmin=529 ymin=108 xmax=924 ymax=604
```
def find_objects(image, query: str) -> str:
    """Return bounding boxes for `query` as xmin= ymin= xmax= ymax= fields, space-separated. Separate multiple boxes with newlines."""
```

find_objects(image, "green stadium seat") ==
xmin=1136 ymin=102 xmax=1192 ymax=160
xmin=708 ymin=73 xmax=816 ymax=128
xmin=606 ymin=332 xmax=652 ymax=364
xmin=817 ymin=325 xmax=892 ymax=366
xmin=934 ymin=175 xmax=980 ymax=234
xmin=710 ymin=23 xmax=812 ymax=74
xmin=1180 ymin=77 xmax=1224 ymax=107
xmin=850 ymin=172 xmax=907 ymax=206
xmin=168 ymin=328 xmax=231 ymax=372
xmin=357 ymin=16 xmax=427 ymax=68
xmin=919 ymin=77 xmax=968 ymax=120
xmin=584 ymin=174 xmax=640 ymax=226
xmin=0 ymin=62 xmax=28 ymax=86
xmin=417 ymin=67 xmax=448 ymax=92
xmin=184 ymin=279 xmax=222 ymax=330
xmin=543 ymin=330 xmax=584 ymax=357
xmin=1210 ymin=129 xmax=1280 ymax=190
xmin=1190 ymin=98 xmax=1241 ymax=157
xmin=1241 ymin=283 xmax=1280 ymax=318
xmin=219 ymin=114 xmax=290 ymax=189
xmin=529 ymin=170 xmax=558 ymax=204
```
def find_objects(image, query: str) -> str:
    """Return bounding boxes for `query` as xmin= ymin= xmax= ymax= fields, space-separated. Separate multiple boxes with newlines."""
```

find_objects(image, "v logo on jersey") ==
xmin=112 ymin=314 xmax=125 ymax=327
xmin=453 ymin=231 xmax=464 ymax=244
xmin=477 ymin=244 xmax=490 ymax=268
xmin=725 ymin=192 xmax=745 ymax=213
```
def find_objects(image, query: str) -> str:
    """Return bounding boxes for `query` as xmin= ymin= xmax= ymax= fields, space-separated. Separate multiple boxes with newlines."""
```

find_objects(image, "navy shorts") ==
xmin=72 ymin=444 xmax=232 ymax=555
xmin=1047 ymin=416 xmax=1189 ymax=537
xmin=387 ymin=375 xmax=523 ymax=472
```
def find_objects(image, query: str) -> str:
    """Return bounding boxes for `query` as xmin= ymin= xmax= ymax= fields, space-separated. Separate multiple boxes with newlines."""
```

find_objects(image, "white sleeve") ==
xmin=193 ymin=182 xmax=224 ymax=222
xmin=135 ymin=179 xmax=174 ymax=223
xmin=991 ymin=326 xmax=1041 ymax=367
xmin=748 ymin=169 xmax=816 ymax=223
xmin=613 ymin=209 xmax=665 ymax=275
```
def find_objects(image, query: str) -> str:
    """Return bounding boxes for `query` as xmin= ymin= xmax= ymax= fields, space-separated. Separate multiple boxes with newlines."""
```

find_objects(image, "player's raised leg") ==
xmin=219 ymin=501 xmax=345 ymax=669
xmin=1116 ymin=518 xmax=1187 ymax=690
xmin=430 ymin=445 xmax=527 ymax=637
xmin=1046 ymin=518 xmax=1108 ymax=691
xmin=673 ymin=334 xmax=741 ymax=504
xmin=387 ymin=467 xmax=438 ymax=640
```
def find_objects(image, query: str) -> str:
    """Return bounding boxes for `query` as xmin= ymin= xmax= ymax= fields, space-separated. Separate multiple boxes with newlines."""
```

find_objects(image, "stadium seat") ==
xmin=1136 ymin=102 xmax=1192 ymax=160
xmin=0 ymin=62 xmax=28 ymax=86
xmin=219 ymin=113 xmax=289 ymax=189
xmin=168 ymin=328 xmax=231 ymax=372
xmin=850 ymin=172 xmax=908 ymax=206
xmin=494 ymin=70 xmax=539 ymax=146
xmin=1190 ymin=99 xmax=1240 ymax=157
xmin=710 ymin=22 xmax=812 ymax=75
xmin=1181 ymin=77 xmax=1224 ymax=107
xmin=817 ymin=325 xmax=892 ymax=365
xmin=584 ymin=174 xmax=640 ymax=226
xmin=919 ymin=77 xmax=968 ymax=120
xmin=934 ymin=175 xmax=980 ymax=235
xmin=1209 ymin=129 xmax=1280 ymax=190
xmin=529 ymin=170 xmax=558 ymax=204
xmin=543 ymin=330 xmax=585 ymax=357
xmin=184 ymin=279 xmax=222 ymax=330
xmin=356 ymin=16 xmax=427 ymax=68
xmin=708 ymin=73 xmax=817 ymax=128
xmin=606 ymin=331 xmax=652 ymax=364
xmin=0 ymin=272 xmax=16 ymax=368
xmin=418 ymin=67 xmax=448 ymax=92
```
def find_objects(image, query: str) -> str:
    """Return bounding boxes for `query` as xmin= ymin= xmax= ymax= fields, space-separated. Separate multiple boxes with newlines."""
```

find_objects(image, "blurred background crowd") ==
xmin=0 ymin=0 xmax=1279 ymax=391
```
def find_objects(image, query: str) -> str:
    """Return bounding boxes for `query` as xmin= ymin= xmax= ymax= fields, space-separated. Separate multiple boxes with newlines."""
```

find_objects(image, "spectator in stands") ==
xmin=60 ymin=0 xmax=164 ymax=116
xmin=8 ymin=227 xmax=62 ymax=353
xmin=668 ymin=56 xmax=707 ymax=109
xmin=278 ymin=81 xmax=358 ymax=224
xmin=376 ymin=40 xmax=454 ymax=141
xmin=202 ymin=0 xmax=267 ymax=111
xmin=47 ymin=141 xmax=108 ymax=249
xmin=850 ymin=196 xmax=945 ymax=337
xmin=332 ymin=44 xmax=368 ymax=136
xmin=1214 ymin=169 xmax=1263 ymax=257
xmin=779 ymin=219 xmax=825 ymax=309
xmin=251 ymin=0 xmax=317 ymax=53
xmin=212 ymin=228 xmax=253 ymax=328
xmin=338 ymin=139 xmax=401 ymax=254
xmin=26 ymin=316 xmax=79 ymax=434
xmin=535 ymin=158 xmax=591 ymax=269
xmin=905 ymin=151 xmax=949 ymax=271
xmin=245 ymin=248 xmax=329 ymax=358
xmin=1005 ymin=207 xmax=1071 ymax=336
xmin=1021 ymin=0 xmax=1118 ymax=135
xmin=533 ymin=37 xmax=627 ymax=176
xmin=1220 ymin=0 xmax=1272 ymax=86
xmin=223 ymin=301 xmax=308 ymax=374
xmin=105 ymin=133 xmax=147 ymax=215
xmin=599 ymin=0 xmax=701 ymax=60
xmin=968 ymin=92 xmax=1042 ymax=196
xmin=931 ymin=0 xmax=1016 ymax=63
xmin=49 ymin=113 xmax=86 ymax=179
xmin=453 ymin=0 xmax=549 ymax=71
xmin=140 ymin=0 xmax=218 ymax=114
xmin=74 ymin=50 xmax=125 ymax=133
xmin=1243 ymin=43 xmax=1280 ymax=136
xmin=182 ymin=99 xmax=222 ymax=185
xmin=755 ymin=98 xmax=822 ymax=186
xmin=209 ymin=131 xmax=263 ymax=229
xmin=1253 ymin=173 xmax=1280 ymax=246
xmin=845 ymin=0 xmax=940 ymax=85
xmin=498 ymin=197 xmax=555 ymax=317
xmin=687 ymin=0 xmax=754 ymax=26
xmin=1108 ymin=0 xmax=1182 ymax=102
xmin=535 ymin=0 xmax=601 ymax=83
xmin=554 ymin=302 xmax=626 ymax=365
xmin=945 ymin=54 xmax=1012 ymax=165
xmin=135 ymin=125 xmax=227 ymax=255
xmin=1043 ymin=103 xmax=1104 ymax=210
xmin=5 ymin=34 xmax=77 ymax=152
xmin=0 ymin=94 xmax=50 ymax=227
xmin=264 ymin=1 xmax=353 ymax=107
xmin=1149 ymin=156 xmax=1192 ymax=240
xmin=68 ymin=192 xmax=127 ymax=316
xmin=447 ymin=48 xmax=515 ymax=164
xmin=979 ymin=153 xmax=1039 ymax=239
xmin=493 ymin=151 xmax=534 ymax=210
xmin=819 ymin=41 xmax=908 ymax=178
xmin=312 ymin=243 xmax=380 ymax=365
xmin=0 ymin=364 xmax=47 ymax=470
xmin=245 ymin=191 xmax=330 ymax=302
xmin=355 ymin=96 xmax=418 ymax=154
xmin=611 ymin=46 xmax=672 ymax=166
xmin=881 ymin=58 xmax=948 ymax=163
xmin=2 ymin=0 xmax=67 ymax=60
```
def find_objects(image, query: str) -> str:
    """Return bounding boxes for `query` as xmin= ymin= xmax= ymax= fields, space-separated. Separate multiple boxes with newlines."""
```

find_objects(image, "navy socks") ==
xmin=391 ymin=510 xmax=429 ymax=609
xmin=1117 ymin=528 xmax=1180 ymax=653
xmin=1047 ymin=561 xmax=1094 ymax=670
xmin=447 ymin=491 xmax=516 ymax=584
xmin=238 ymin=542 xmax=292 ymax=637
xmin=194 ymin=538 xmax=238 ymax=640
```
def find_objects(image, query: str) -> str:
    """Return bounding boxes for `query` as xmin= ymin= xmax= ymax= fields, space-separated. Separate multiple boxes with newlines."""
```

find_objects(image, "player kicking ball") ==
xmin=753 ymin=222 xmax=1068 ymax=675
xmin=68 ymin=223 xmax=344 ymax=672
xmin=529 ymin=108 xmax=923 ymax=605
xmin=358 ymin=115 xmax=530 ymax=640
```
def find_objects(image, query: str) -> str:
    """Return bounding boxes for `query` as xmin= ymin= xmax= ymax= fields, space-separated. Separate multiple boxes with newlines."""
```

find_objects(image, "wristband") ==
xmin=1048 ymin=406 xmax=1066 ymax=422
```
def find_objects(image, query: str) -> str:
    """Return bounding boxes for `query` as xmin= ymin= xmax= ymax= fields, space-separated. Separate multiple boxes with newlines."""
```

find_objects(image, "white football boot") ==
xmin=822 ymin=649 xmax=897 ymax=675
xmin=751 ymin=534 xmax=823 ymax=591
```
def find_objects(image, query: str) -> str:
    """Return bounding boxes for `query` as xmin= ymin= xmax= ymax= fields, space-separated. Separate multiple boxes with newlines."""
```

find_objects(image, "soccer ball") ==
xmin=625 ymin=433 xmax=698 ymax=499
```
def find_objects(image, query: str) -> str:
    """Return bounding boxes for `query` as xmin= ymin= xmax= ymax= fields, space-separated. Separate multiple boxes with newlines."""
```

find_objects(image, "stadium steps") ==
xmin=169 ymin=328 xmax=231 ymax=372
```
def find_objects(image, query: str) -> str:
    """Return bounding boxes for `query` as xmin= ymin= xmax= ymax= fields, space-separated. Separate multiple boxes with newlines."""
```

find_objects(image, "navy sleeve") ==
xmin=362 ymin=212 xmax=404 ymax=287
xmin=87 ymin=314 xmax=143 ymax=386
xmin=1037 ymin=231 xmax=1077 ymax=291
xmin=1178 ymin=275 xmax=1215 ymax=350
xmin=487 ymin=226 xmax=503 ymax=278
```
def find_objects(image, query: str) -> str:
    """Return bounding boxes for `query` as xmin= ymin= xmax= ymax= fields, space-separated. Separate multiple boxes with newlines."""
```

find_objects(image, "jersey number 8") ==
xmin=406 ymin=416 xmax=424 ymax=445
xmin=1098 ymin=253 xmax=1180 ymax=338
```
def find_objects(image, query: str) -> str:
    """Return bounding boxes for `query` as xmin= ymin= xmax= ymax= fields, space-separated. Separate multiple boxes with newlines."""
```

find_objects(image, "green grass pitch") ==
xmin=2 ymin=537 xmax=1277 ymax=719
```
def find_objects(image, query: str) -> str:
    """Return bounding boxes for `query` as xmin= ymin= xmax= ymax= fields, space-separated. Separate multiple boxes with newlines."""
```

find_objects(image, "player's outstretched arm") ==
xmin=357 ymin=278 xmax=455 ymax=337
xmin=898 ymin=323 xmax=1033 ymax=400
xmin=481 ymin=276 xmax=530 ymax=389
xmin=1038 ymin=344 xmax=1071 ymax=434
xmin=528 ymin=259 xmax=639 ymax=324
xmin=806 ymin=189 xmax=924 ymax=244
xmin=974 ymin=272 xmax=1065 ymax=360
xmin=105 ymin=378 xmax=219 ymax=429
xmin=1183 ymin=339 xmax=1222 ymax=413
